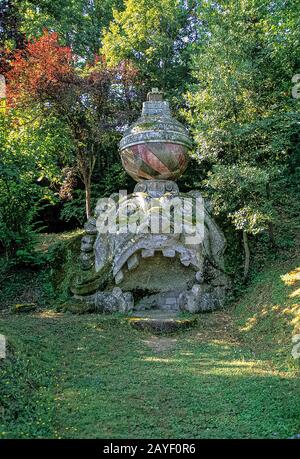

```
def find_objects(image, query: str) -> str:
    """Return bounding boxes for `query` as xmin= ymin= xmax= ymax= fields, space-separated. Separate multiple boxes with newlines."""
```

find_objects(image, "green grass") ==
xmin=0 ymin=242 xmax=299 ymax=439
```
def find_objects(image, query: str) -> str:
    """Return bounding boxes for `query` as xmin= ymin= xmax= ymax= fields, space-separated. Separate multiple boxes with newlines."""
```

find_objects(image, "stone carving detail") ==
xmin=71 ymin=182 xmax=228 ymax=313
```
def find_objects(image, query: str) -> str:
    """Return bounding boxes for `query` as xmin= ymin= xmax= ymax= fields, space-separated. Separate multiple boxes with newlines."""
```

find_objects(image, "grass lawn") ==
xmin=0 ymin=259 xmax=299 ymax=439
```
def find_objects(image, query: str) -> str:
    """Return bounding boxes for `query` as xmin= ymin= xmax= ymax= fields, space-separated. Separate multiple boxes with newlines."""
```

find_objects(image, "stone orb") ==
xmin=120 ymin=142 xmax=189 ymax=182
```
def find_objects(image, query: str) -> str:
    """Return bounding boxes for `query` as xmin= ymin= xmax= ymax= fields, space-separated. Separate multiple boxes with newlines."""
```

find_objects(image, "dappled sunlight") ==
xmin=176 ymin=358 xmax=294 ymax=379
xmin=238 ymin=266 xmax=300 ymax=338
xmin=209 ymin=339 xmax=235 ymax=347
xmin=142 ymin=356 xmax=181 ymax=364
xmin=281 ymin=266 xmax=300 ymax=333
xmin=240 ymin=305 xmax=281 ymax=332
xmin=282 ymin=304 xmax=300 ymax=332
xmin=35 ymin=230 xmax=84 ymax=253
xmin=86 ymin=323 xmax=105 ymax=333
xmin=2 ymin=310 xmax=299 ymax=439
xmin=240 ymin=315 xmax=258 ymax=332
xmin=281 ymin=267 xmax=300 ymax=287
xmin=35 ymin=310 xmax=64 ymax=319
xmin=289 ymin=288 xmax=300 ymax=298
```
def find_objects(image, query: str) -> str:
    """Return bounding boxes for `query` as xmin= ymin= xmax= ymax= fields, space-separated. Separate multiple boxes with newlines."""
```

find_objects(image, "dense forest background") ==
xmin=0 ymin=0 xmax=299 ymax=288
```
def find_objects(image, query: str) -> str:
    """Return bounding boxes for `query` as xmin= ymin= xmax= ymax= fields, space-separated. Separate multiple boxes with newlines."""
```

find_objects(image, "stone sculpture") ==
xmin=71 ymin=89 xmax=228 ymax=313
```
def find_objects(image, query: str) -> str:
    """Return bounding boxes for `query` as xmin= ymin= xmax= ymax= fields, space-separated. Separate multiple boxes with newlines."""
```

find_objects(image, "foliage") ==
xmin=6 ymin=31 xmax=73 ymax=106
xmin=0 ymin=110 xmax=72 ymax=260
xmin=102 ymin=0 xmax=196 ymax=97
xmin=0 ymin=0 xmax=26 ymax=51
xmin=184 ymin=0 xmax=300 ymax=277
xmin=0 ymin=339 xmax=56 ymax=438
xmin=60 ymin=163 xmax=134 ymax=226
xmin=17 ymin=0 xmax=124 ymax=60
xmin=205 ymin=163 xmax=278 ymax=235
xmin=1 ymin=0 xmax=300 ymax=280
xmin=0 ymin=1 xmax=300 ymax=441
xmin=185 ymin=0 xmax=300 ymax=172
xmin=5 ymin=31 xmax=139 ymax=218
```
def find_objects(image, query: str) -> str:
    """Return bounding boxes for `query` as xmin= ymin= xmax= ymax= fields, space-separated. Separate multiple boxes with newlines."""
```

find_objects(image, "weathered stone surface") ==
xmin=128 ymin=310 xmax=197 ymax=334
xmin=74 ymin=287 xmax=133 ymax=314
xmin=94 ymin=288 xmax=134 ymax=313
xmin=141 ymin=248 xmax=155 ymax=258
xmin=195 ymin=271 xmax=204 ymax=284
xmin=80 ymin=252 xmax=95 ymax=270
xmin=135 ymin=290 xmax=182 ymax=311
xmin=84 ymin=218 xmax=97 ymax=235
xmin=127 ymin=253 xmax=139 ymax=271
xmin=178 ymin=282 xmax=223 ymax=313
xmin=162 ymin=248 xmax=175 ymax=258
xmin=72 ymin=184 xmax=228 ymax=313
xmin=81 ymin=235 xmax=95 ymax=253
xmin=135 ymin=180 xmax=179 ymax=197
xmin=115 ymin=270 xmax=124 ymax=285
xmin=119 ymin=90 xmax=192 ymax=182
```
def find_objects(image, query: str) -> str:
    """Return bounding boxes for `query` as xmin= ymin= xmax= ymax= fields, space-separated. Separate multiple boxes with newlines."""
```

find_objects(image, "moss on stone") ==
xmin=127 ymin=315 xmax=197 ymax=334
xmin=61 ymin=300 xmax=93 ymax=314
xmin=11 ymin=303 xmax=37 ymax=314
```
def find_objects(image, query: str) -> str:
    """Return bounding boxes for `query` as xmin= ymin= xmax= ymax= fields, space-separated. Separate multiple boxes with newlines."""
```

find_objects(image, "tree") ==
xmin=184 ymin=0 xmax=300 ymax=278
xmin=0 ymin=109 xmax=72 ymax=259
xmin=0 ymin=0 xmax=26 ymax=50
xmin=205 ymin=164 xmax=279 ymax=280
xmin=6 ymin=31 xmax=139 ymax=218
xmin=102 ymin=0 xmax=197 ymax=98
xmin=16 ymin=0 xmax=124 ymax=60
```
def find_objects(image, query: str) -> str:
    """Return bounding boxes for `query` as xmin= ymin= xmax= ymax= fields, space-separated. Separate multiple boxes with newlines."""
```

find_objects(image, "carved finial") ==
xmin=147 ymin=88 xmax=163 ymax=102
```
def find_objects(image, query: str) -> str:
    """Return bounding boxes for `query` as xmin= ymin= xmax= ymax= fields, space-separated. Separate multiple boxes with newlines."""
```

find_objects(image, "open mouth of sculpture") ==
xmin=112 ymin=241 xmax=202 ymax=311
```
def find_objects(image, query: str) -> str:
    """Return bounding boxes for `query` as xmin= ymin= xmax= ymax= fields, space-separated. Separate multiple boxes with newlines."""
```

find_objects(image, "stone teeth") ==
xmin=141 ymin=249 xmax=154 ymax=258
xmin=162 ymin=248 xmax=175 ymax=258
xmin=180 ymin=253 xmax=191 ymax=266
xmin=115 ymin=270 xmax=124 ymax=285
xmin=127 ymin=253 xmax=140 ymax=270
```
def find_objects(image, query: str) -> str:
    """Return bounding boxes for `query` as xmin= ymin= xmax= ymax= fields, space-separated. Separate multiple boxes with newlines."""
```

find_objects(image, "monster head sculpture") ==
xmin=71 ymin=90 xmax=228 ymax=313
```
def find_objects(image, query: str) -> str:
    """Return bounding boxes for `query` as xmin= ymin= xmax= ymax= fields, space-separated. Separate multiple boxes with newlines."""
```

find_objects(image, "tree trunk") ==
xmin=77 ymin=148 xmax=96 ymax=221
xmin=268 ymin=221 xmax=276 ymax=247
xmin=243 ymin=230 xmax=250 ymax=282
xmin=85 ymin=177 xmax=92 ymax=220
xmin=266 ymin=182 xmax=276 ymax=246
